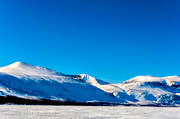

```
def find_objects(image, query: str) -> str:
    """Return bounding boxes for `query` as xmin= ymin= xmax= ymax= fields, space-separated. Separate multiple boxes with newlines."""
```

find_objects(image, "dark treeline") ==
xmin=0 ymin=96 xmax=117 ymax=106
xmin=0 ymin=96 xmax=178 ymax=107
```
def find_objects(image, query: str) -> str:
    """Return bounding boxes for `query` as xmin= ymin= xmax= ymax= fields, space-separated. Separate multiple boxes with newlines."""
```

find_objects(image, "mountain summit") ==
xmin=0 ymin=62 xmax=125 ymax=104
xmin=0 ymin=62 xmax=59 ymax=77
xmin=0 ymin=62 xmax=180 ymax=106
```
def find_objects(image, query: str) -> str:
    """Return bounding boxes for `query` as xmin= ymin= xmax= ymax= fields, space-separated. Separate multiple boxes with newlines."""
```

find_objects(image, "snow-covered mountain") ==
xmin=0 ymin=62 xmax=180 ymax=106
xmin=119 ymin=76 xmax=180 ymax=105
xmin=0 ymin=62 xmax=125 ymax=104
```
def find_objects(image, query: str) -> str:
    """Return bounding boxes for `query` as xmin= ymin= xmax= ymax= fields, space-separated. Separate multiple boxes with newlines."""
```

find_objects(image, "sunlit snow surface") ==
xmin=0 ymin=105 xmax=180 ymax=119
xmin=0 ymin=62 xmax=180 ymax=105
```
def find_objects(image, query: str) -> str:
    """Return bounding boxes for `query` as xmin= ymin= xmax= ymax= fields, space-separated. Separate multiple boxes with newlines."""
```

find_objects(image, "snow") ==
xmin=0 ymin=62 xmax=122 ymax=103
xmin=0 ymin=62 xmax=63 ymax=79
xmin=0 ymin=105 xmax=180 ymax=119
xmin=79 ymin=74 xmax=100 ymax=86
xmin=123 ymin=75 xmax=180 ymax=86
xmin=0 ymin=62 xmax=180 ymax=105
xmin=119 ymin=75 xmax=180 ymax=105
xmin=129 ymin=76 xmax=164 ymax=82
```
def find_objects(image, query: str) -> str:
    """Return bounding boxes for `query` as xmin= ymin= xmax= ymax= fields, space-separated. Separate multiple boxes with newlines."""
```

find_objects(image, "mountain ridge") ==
xmin=0 ymin=62 xmax=179 ymax=106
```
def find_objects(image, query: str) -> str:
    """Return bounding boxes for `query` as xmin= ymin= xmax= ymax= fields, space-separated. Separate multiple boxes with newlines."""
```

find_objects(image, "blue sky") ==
xmin=0 ymin=0 xmax=179 ymax=83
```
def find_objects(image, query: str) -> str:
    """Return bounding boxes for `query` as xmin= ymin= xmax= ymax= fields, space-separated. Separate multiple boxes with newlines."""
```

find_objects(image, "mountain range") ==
xmin=0 ymin=62 xmax=179 ymax=106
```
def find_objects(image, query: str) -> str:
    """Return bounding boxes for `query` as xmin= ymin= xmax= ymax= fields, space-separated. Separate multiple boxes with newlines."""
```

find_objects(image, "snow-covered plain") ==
xmin=0 ymin=105 xmax=179 ymax=119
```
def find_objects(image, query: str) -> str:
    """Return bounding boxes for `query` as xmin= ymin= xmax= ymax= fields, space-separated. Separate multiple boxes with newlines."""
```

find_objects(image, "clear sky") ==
xmin=0 ymin=0 xmax=179 ymax=83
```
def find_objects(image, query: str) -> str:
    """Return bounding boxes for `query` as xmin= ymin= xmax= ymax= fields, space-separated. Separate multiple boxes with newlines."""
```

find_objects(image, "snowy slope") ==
xmin=0 ymin=62 xmax=124 ymax=103
xmin=119 ymin=76 xmax=180 ymax=105
xmin=0 ymin=62 xmax=180 ymax=105
xmin=79 ymin=74 xmax=136 ymax=102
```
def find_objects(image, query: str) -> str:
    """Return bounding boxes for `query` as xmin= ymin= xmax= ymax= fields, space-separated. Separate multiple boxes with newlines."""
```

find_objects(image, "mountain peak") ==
xmin=0 ymin=62 xmax=59 ymax=78
xmin=12 ymin=61 xmax=26 ymax=65
xmin=8 ymin=61 xmax=30 ymax=67
xmin=0 ymin=62 xmax=34 ymax=70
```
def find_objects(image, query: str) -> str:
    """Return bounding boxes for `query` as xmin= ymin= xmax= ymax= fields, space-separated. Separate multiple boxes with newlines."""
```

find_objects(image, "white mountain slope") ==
xmin=119 ymin=76 xmax=180 ymax=105
xmin=0 ymin=62 xmax=125 ymax=103
xmin=0 ymin=62 xmax=180 ymax=106
xmin=79 ymin=74 xmax=136 ymax=102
